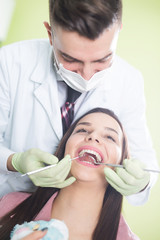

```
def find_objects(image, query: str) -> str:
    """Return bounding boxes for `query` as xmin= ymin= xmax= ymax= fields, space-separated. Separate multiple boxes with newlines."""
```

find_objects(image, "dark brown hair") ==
xmin=0 ymin=108 xmax=129 ymax=240
xmin=49 ymin=0 xmax=122 ymax=39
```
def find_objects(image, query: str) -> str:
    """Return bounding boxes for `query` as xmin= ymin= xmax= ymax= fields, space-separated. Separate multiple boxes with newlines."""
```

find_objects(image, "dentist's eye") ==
xmin=61 ymin=53 xmax=80 ymax=63
xmin=63 ymin=57 xmax=75 ymax=63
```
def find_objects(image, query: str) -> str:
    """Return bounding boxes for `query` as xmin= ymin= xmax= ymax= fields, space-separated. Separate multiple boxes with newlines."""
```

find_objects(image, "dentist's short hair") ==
xmin=49 ymin=0 xmax=122 ymax=40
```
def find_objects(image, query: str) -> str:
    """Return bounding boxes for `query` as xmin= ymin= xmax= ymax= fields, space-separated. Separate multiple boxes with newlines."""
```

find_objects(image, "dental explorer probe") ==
xmin=94 ymin=161 xmax=160 ymax=173
xmin=21 ymin=156 xmax=83 ymax=177
xmin=21 ymin=154 xmax=160 ymax=177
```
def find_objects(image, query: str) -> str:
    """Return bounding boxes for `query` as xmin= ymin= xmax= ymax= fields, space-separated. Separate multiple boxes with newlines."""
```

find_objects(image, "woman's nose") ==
xmin=86 ymin=135 xmax=100 ymax=143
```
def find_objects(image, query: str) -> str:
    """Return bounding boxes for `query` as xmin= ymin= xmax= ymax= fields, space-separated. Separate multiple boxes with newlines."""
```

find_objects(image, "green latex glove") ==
xmin=104 ymin=158 xmax=150 ymax=196
xmin=12 ymin=148 xmax=76 ymax=188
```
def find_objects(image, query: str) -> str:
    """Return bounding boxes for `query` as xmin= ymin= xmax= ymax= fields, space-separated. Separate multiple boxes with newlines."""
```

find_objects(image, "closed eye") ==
xmin=60 ymin=52 xmax=82 ymax=63
xmin=105 ymin=135 xmax=116 ymax=142
xmin=94 ymin=53 xmax=113 ymax=63
xmin=75 ymin=128 xmax=88 ymax=133
xmin=63 ymin=57 xmax=79 ymax=63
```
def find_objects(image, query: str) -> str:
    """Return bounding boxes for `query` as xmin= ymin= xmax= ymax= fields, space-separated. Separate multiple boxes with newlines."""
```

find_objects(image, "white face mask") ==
xmin=53 ymin=51 xmax=112 ymax=93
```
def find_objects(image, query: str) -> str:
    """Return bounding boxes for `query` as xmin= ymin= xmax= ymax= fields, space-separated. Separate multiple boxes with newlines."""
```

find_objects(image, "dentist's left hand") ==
xmin=104 ymin=158 xmax=150 ymax=196
xmin=11 ymin=148 xmax=76 ymax=188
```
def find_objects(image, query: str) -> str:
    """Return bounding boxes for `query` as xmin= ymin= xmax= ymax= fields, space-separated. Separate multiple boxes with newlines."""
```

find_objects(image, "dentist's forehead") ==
xmin=53 ymin=23 xmax=120 ymax=62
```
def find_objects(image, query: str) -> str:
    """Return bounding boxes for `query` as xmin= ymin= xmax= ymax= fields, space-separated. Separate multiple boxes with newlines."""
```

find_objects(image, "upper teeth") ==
xmin=79 ymin=149 xmax=102 ymax=163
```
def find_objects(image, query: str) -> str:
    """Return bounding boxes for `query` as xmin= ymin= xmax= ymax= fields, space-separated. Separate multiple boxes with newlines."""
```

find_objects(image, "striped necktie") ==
xmin=61 ymin=86 xmax=81 ymax=134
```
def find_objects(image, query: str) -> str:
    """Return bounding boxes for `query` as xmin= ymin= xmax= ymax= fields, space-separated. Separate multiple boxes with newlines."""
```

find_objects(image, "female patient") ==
xmin=0 ymin=108 xmax=139 ymax=240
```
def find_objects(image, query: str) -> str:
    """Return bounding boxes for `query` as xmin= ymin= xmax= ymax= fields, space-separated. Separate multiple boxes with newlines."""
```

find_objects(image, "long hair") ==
xmin=49 ymin=0 xmax=122 ymax=40
xmin=0 ymin=108 xmax=129 ymax=240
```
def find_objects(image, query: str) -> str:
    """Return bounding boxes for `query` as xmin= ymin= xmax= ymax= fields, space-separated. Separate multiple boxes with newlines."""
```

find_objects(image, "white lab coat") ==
xmin=0 ymin=39 xmax=158 ymax=204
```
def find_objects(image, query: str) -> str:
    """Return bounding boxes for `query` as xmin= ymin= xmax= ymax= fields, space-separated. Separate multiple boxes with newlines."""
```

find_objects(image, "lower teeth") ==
xmin=81 ymin=161 xmax=94 ymax=165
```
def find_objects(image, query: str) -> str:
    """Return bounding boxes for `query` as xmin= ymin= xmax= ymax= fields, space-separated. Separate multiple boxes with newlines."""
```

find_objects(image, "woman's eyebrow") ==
xmin=76 ymin=123 xmax=119 ymax=135
xmin=105 ymin=127 xmax=119 ymax=135
xmin=76 ymin=122 xmax=91 ymax=126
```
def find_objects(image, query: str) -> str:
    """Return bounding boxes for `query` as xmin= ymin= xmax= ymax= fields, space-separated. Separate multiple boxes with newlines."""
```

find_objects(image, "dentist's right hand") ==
xmin=11 ymin=148 xmax=76 ymax=188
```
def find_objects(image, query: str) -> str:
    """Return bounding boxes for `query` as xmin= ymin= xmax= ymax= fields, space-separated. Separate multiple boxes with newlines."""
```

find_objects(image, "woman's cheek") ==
xmin=64 ymin=138 xmax=74 ymax=156
xmin=65 ymin=136 xmax=84 ymax=158
xmin=108 ymin=145 xmax=122 ymax=165
xmin=114 ymin=148 xmax=122 ymax=164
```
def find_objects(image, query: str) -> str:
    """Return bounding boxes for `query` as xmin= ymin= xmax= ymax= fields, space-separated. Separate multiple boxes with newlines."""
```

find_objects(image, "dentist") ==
xmin=0 ymin=0 xmax=158 ymax=205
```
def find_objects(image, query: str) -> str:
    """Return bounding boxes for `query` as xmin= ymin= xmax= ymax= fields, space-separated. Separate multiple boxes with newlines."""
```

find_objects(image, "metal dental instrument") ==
xmin=94 ymin=161 xmax=160 ymax=173
xmin=21 ymin=154 xmax=160 ymax=177
xmin=21 ymin=156 xmax=82 ymax=177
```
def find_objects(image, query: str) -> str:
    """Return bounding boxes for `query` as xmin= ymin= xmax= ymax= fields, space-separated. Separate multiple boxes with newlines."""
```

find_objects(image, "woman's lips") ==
xmin=75 ymin=146 xmax=104 ymax=167
xmin=76 ymin=155 xmax=99 ymax=168
xmin=78 ymin=146 xmax=104 ymax=163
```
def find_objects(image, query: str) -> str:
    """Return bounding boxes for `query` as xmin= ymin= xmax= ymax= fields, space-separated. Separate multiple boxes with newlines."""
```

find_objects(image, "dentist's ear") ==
xmin=43 ymin=21 xmax=53 ymax=45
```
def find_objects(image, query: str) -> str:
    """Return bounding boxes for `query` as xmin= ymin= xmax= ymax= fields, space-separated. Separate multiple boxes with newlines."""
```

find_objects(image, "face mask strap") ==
xmin=51 ymin=31 xmax=61 ymax=71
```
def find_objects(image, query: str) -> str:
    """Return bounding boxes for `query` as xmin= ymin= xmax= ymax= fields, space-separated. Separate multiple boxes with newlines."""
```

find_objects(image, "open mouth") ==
xmin=78 ymin=149 xmax=103 ymax=165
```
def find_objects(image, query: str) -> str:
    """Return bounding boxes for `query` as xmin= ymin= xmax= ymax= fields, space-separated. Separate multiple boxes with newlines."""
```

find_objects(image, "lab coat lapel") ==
xmin=33 ymin=80 xmax=62 ymax=140
xmin=29 ymin=45 xmax=63 ymax=140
